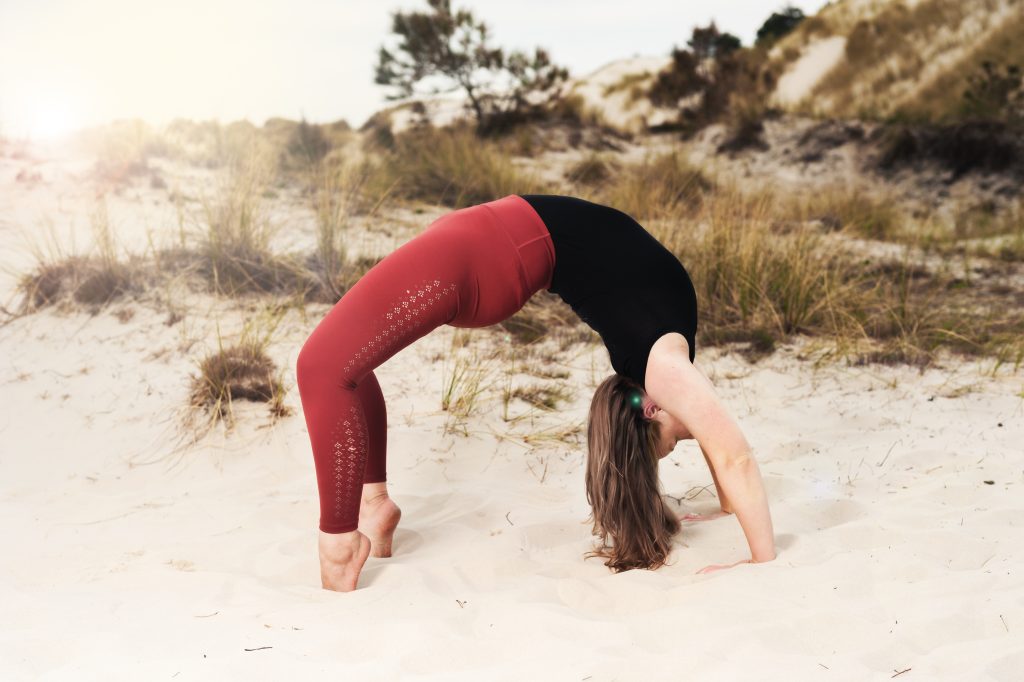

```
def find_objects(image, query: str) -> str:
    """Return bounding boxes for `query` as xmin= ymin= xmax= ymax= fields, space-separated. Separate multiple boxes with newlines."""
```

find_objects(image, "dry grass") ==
xmin=306 ymin=161 xmax=387 ymax=301
xmin=512 ymin=383 xmax=574 ymax=411
xmin=795 ymin=0 xmax=1014 ymax=121
xmin=372 ymin=125 xmax=546 ymax=208
xmin=564 ymin=152 xmax=621 ymax=186
xmin=14 ymin=200 xmax=143 ymax=312
xmin=783 ymin=186 xmax=904 ymax=240
xmin=440 ymin=333 xmax=499 ymax=435
xmin=188 ymin=308 xmax=291 ymax=432
xmin=194 ymin=152 xmax=313 ymax=297
xmin=900 ymin=9 xmax=1024 ymax=123
xmin=634 ymin=183 xmax=1024 ymax=368
xmin=597 ymin=150 xmax=712 ymax=220
xmin=498 ymin=292 xmax=593 ymax=349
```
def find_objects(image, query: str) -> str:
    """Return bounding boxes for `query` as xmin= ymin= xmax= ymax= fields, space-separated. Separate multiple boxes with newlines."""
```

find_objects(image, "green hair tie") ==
xmin=628 ymin=390 xmax=643 ymax=409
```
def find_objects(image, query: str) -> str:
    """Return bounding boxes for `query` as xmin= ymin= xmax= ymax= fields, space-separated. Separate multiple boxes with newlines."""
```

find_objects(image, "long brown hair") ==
xmin=584 ymin=374 xmax=680 ymax=572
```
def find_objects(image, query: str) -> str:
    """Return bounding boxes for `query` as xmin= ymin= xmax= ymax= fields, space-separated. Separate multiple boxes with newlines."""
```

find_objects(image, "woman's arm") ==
xmin=700 ymin=443 xmax=735 ymax=514
xmin=646 ymin=334 xmax=776 ymax=565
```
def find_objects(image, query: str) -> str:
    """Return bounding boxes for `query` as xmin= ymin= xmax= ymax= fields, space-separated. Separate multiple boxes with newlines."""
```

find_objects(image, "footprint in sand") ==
xmin=770 ymin=440 xmax=825 ymax=462
xmin=796 ymin=498 xmax=869 ymax=531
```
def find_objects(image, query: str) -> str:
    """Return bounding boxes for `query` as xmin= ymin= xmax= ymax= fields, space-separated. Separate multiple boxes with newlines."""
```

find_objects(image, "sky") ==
xmin=0 ymin=0 xmax=831 ymax=139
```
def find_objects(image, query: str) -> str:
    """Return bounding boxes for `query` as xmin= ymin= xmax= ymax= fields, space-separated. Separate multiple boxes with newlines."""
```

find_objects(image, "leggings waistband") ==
xmin=479 ymin=195 xmax=555 ymax=296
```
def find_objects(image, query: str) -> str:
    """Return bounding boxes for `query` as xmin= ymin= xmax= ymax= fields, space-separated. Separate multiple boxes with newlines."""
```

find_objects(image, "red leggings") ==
xmin=295 ymin=195 xmax=555 ymax=533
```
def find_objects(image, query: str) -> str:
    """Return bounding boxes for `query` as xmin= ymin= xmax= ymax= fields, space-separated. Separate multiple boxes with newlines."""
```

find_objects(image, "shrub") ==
xmin=755 ymin=6 xmax=805 ymax=46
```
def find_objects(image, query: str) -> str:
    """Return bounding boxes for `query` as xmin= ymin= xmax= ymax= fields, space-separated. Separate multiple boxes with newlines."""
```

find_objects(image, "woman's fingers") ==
xmin=678 ymin=510 xmax=729 ymax=522
xmin=696 ymin=559 xmax=751 ymax=574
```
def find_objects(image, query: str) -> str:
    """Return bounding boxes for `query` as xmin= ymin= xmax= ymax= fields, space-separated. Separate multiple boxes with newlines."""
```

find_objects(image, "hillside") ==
xmin=768 ymin=0 xmax=1024 ymax=122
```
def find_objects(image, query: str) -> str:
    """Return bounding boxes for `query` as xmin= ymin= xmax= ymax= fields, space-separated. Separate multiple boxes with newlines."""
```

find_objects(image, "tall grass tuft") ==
xmin=196 ymin=152 xmax=312 ymax=296
xmin=786 ymin=186 xmax=904 ymax=240
xmin=674 ymin=187 xmax=853 ymax=348
xmin=601 ymin=151 xmax=712 ymax=220
xmin=307 ymin=161 xmax=386 ymax=301
xmin=440 ymin=331 xmax=498 ymax=435
xmin=15 ymin=198 xmax=141 ymax=311
xmin=375 ymin=125 xmax=546 ymax=208
xmin=188 ymin=307 xmax=291 ymax=432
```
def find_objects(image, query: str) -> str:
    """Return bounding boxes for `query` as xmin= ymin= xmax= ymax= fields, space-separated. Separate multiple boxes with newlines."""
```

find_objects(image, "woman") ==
xmin=295 ymin=194 xmax=775 ymax=592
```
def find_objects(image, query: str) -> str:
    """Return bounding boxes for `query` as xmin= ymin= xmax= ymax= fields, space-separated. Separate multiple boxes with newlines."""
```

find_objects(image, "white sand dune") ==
xmin=1 ymin=143 xmax=1022 ymax=681
xmin=772 ymin=36 xmax=847 ymax=108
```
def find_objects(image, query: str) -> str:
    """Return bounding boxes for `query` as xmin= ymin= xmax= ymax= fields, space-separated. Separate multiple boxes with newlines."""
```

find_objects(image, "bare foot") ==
xmin=359 ymin=485 xmax=402 ymax=558
xmin=319 ymin=529 xmax=371 ymax=592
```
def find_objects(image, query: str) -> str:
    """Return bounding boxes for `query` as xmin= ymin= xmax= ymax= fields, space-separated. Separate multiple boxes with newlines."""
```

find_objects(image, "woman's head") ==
xmin=584 ymin=374 xmax=681 ymax=572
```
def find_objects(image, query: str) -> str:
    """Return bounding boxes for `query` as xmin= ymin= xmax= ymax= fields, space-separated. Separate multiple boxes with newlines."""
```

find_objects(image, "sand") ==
xmin=772 ymin=36 xmax=847 ymax=108
xmin=1 ymin=141 xmax=1023 ymax=681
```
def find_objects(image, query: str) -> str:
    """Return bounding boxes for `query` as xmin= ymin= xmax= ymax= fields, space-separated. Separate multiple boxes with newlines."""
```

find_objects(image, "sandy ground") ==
xmin=772 ymin=36 xmax=847 ymax=107
xmin=1 ymin=141 xmax=1023 ymax=681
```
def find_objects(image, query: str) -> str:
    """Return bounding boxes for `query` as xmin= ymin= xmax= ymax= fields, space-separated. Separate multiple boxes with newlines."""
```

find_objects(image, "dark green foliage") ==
xmin=688 ymin=23 xmax=742 ymax=61
xmin=755 ymin=6 xmax=806 ymax=45
xmin=374 ymin=0 xmax=568 ymax=135
xmin=648 ymin=48 xmax=706 ymax=108
xmin=647 ymin=22 xmax=767 ymax=139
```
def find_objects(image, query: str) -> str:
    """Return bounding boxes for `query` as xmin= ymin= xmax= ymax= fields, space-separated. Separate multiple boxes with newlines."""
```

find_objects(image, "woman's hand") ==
xmin=696 ymin=558 xmax=751 ymax=574
xmin=677 ymin=509 xmax=731 ymax=522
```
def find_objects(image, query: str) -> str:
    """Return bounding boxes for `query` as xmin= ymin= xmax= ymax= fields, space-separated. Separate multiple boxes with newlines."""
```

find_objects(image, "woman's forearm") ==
xmin=701 ymin=446 xmax=734 ymax=513
xmin=714 ymin=455 xmax=776 ymax=562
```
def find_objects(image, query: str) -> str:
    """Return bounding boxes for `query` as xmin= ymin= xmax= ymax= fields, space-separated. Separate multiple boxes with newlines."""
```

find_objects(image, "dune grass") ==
xmin=597 ymin=150 xmax=712 ymax=220
xmin=654 ymin=184 xmax=1024 ymax=367
xmin=783 ymin=186 xmax=905 ymax=240
xmin=440 ymin=332 xmax=500 ymax=435
xmin=307 ymin=161 xmax=377 ymax=301
xmin=188 ymin=307 xmax=291 ymax=432
xmin=194 ymin=152 xmax=313 ymax=297
xmin=371 ymin=124 xmax=546 ymax=208
xmin=14 ymin=199 xmax=143 ymax=312
xmin=899 ymin=9 xmax=1024 ymax=123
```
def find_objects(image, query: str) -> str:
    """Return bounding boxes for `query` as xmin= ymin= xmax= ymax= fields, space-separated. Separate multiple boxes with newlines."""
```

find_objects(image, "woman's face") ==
xmin=641 ymin=394 xmax=692 ymax=459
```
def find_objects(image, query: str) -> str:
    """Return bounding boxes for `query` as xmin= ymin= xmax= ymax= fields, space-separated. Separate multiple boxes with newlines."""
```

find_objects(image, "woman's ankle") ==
xmin=361 ymin=481 xmax=390 ymax=506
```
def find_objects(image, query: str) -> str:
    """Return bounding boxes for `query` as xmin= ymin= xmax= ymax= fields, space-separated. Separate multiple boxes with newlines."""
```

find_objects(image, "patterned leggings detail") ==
xmin=295 ymin=195 xmax=555 ymax=534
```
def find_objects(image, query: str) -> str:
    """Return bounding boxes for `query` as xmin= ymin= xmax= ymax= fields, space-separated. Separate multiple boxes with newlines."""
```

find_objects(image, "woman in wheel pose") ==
xmin=295 ymin=194 xmax=775 ymax=592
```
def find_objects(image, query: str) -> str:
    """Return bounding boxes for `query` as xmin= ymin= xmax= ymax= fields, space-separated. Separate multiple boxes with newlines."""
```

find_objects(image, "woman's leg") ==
xmin=296 ymin=271 xmax=459 ymax=535
xmin=296 ymin=195 xmax=554 ymax=591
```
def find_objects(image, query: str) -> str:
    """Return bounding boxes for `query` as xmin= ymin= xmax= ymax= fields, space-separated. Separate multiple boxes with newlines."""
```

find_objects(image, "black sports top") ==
xmin=518 ymin=194 xmax=698 ymax=388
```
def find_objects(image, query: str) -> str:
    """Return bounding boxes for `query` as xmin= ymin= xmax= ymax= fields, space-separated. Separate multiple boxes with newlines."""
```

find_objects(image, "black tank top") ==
xmin=518 ymin=194 xmax=697 ymax=388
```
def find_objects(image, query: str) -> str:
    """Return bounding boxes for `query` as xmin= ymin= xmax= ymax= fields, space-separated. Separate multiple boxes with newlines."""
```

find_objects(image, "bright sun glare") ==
xmin=20 ymin=92 xmax=83 ymax=140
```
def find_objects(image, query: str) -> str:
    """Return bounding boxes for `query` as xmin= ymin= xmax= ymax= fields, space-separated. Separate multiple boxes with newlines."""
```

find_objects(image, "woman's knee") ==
xmin=295 ymin=335 xmax=333 ymax=393
xmin=296 ymin=333 xmax=362 ymax=394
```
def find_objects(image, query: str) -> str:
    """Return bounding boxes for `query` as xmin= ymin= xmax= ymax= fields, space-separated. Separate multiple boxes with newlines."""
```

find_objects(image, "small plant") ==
xmin=188 ymin=308 xmax=291 ymax=432
xmin=308 ymin=162 xmax=371 ymax=300
xmin=440 ymin=332 xmax=497 ymax=435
